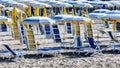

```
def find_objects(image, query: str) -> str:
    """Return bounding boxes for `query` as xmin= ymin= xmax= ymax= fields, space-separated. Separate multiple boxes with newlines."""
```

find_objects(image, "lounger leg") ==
xmin=42 ymin=53 xmax=44 ymax=57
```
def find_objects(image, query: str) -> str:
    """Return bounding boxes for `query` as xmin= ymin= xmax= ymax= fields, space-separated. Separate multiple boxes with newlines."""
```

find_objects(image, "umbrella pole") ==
xmin=113 ymin=21 xmax=117 ymax=32
xmin=86 ymin=23 xmax=93 ymax=38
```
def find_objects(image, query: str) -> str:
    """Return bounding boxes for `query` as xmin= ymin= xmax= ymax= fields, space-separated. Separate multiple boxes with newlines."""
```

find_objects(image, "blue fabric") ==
xmin=108 ymin=31 xmax=114 ymax=40
xmin=3 ymin=44 xmax=16 ymax=56
xmin=38 ymin=48 xmax=60 ymax=51
xmin=52 ymin=24 xmax=61 ymax=43
xmin=66 ymin=23 xmax=72 ymax=34
xmin=116 ymin=22 xmax=120 ymax=32
xmin=76 ymin=36 xmax=82 ymax=47
xmin=88 ymin=37 xmax=96 ymax=49
xmin=1 ymin=24 xmax=7 ymax=32
xmin=21 ymin=25 xmax=25 ymax=44
xmin=39 ymin=24 xmax=44 ymax=35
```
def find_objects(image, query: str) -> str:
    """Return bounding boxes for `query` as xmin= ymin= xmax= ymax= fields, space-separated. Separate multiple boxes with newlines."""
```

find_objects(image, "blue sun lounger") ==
xmin=36 ymin=47 xmax=61 ymax=57
xmin=0 ymin=44 xmax=24 ymax=59
xmin=74 ymin=37 xmax=103 ymax=56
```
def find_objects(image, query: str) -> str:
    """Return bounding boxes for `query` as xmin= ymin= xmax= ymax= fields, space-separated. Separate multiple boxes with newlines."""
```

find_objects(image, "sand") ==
xmin=0 ymin=25 xmax=120 ymax=68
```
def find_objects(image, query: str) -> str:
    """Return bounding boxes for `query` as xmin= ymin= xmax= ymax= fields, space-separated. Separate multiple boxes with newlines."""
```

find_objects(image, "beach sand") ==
xmin=0 ymin=25 xmax=120 ymax=68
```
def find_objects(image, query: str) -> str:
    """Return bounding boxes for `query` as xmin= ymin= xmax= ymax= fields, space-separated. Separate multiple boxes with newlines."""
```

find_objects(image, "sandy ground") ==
xmin=0 ymin=24 xmax=120 ymax=68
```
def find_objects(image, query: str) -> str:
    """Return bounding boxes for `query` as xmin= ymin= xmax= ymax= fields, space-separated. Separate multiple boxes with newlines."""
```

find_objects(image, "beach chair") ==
xmin=0 ymin=44 xmax=24 ymax=59
xmin=38 ymin=24 xmax=44 ymax=35
xmin=74 ymin=37 xmax=103 ymax=56
xmin=51 ymin=24 xmax=73 ymax=48
xmin=44 ymin=25 xmax=52 ymax=39
xmin=1 ymin=23 xmax=7 ymax=32
xmin=36 ymin=46 xmax=61 ymax=57
xmin=65 ymin=23 xmax=72 ymax=34
xmin=108 ymin=31 xmax=120 ymax=51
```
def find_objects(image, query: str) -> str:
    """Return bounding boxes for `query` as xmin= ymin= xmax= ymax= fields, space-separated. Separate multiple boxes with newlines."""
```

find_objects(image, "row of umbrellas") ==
xmin=1 ymin=0 xmax=120 ymax=8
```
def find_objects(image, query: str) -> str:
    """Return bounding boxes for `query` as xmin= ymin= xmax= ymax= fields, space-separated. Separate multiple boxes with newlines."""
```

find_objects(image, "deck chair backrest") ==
xmin=38 ymin=24 xmax=44 ymax=35
xmin=116 ymin=22 xmax=120 ymax=32
xmin=76 ymin=36 xmax=82 ymax=47
xmin=65 ymin=23 xmax=72 ymax=34
xmin=44 ymin=25 xmax=51 ymax=39
xmin=88 ymin=37 xmax=96 ymax=49
xmin=52 ymin=24 xmax=62 ymax=43
xmin=3 ymin=44 xmax=16 ymax=56
xmin=20 ymin=25 xmax=26 ymax=44
xmin=108 ymin=31 xmax=118 ymax=42
xmin=1 ymin=24 xmax=7 ymax=32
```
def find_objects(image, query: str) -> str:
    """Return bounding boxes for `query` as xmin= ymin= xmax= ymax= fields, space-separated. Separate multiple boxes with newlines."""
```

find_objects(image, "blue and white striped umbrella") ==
xmin=64 ymin=16 xmax=91 ymax=21
xmin=48 ymin=1 xmax=61 ymax=5
xmin=74 ymin=3 xmax=93 ymax=8
xmin=51 ymin=14 xmax=73 ymax=21
xmin=100 ymin=14 xmax=120 ymax=19
xmin=31 ymin=2 xmax=51 ymax=7
xmin=0 ymin=16 xmax=12 ymax=24
xmin=0 ymin=4 xmax=5 ymax=7
xmin=88 ymin=13 xmax=107 ymax=18
xmin=88 ymin=9 xmax=110 ymax=18
xmin=106 ymin=10 xmax=120 ymax=14
xmin=67 ymin=1 xmax=79 ymax=5
xmin=38 ymin=0 xmax=50 ymax=2
xmin=53 ymin=3 xmax=72 ymax=7
xmin=22 ymin=16 xmax=55 ymax=24
xmin=10 ymin=3 xmax=27 ymax=7
xmin=0 ymin=16 xmax=9 ymax=21
xmin=2 ymin=7 xmax=25 ymax=13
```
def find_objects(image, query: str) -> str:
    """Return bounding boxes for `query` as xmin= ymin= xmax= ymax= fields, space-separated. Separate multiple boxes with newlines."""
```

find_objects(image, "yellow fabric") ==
xmin=34 ymin=6 xmax=39 ymax=16
xmin=43 ymin=7 xmax=47 ymax=17
xmin=12 ymin=7 xmax=17 ymax=23
xmin=19 ymin=12 xmax=22 ymax=24
xmin=28 ymin=4 xmax=31 ymax=17
xmin=113 ymin=21 xmax=117 ymax=32
xmin=63 ymin=7 xmax=67 ymax=14
xmin=86 ymin=23 xmax=93 ymax=38
xmin=75 ymin=22 xmax=80 ymax=36
xmin=72 ymin=9 xmax=74 ymax=16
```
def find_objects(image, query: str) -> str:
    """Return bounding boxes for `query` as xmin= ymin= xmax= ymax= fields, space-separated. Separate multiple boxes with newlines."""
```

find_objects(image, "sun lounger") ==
xmin=36 ymin=47 xmax=61 ymax=57
xmin=0 ymin=44 xmax=24 ymax=59
xmin=74 ymin=37 xmax=103 ymax=56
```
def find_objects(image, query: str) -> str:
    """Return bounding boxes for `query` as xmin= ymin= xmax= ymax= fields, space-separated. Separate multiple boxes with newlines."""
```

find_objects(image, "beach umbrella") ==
xmin=0 ymin=4 xmax=5 ymax=8
xmin=2 ymin=7 xmax=24 ymax=14
xmin=48 ymin=1 xmax=61 ymax=5
xmin=38 ymin=0 xmax=50 ymax=3
xmin=53 ymin=3 xmax=72 ymax=7
xmin=22 ymin=16 xmax=55 ymax=25
xmin=10 ymin=3 xmax=28 ymax=8
xmin=51 ymin=14 xmax=73 ymax=22
xmin=67 ymin=1 xmax=79 ymax=5
xmin=74 ymin=3 xmax=93 ymax=8
xmin=88 ymin=9 xmax=110 ymax=18
xmin=63 ymin=15 xmax=93 ymax=47
xmin=63 ymin=16 xmax=93 ymax=24
xmin=0 ymin=16 xmax=12 ymax=24
xmin=99 ymin=14 xmax=120 ymax=31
